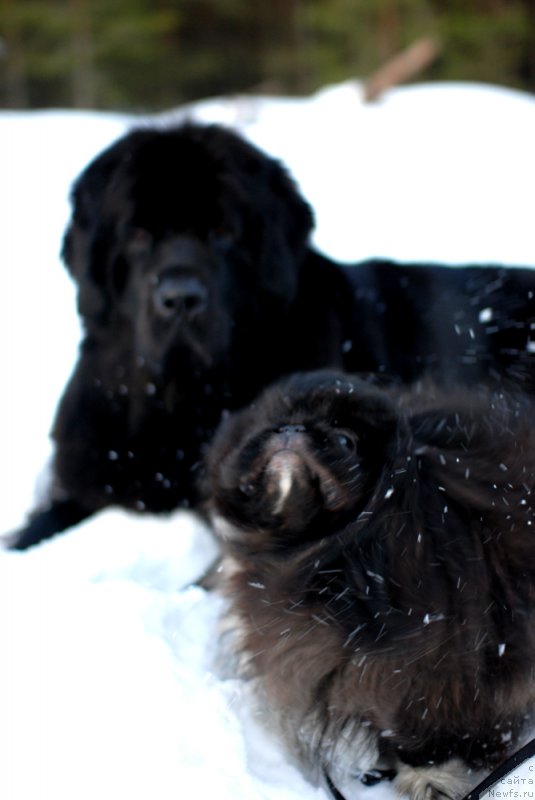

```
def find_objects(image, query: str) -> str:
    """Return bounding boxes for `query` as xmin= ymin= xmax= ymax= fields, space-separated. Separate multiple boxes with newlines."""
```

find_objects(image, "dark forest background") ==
xmin=1 ymin=0 xmax=534 ymax=111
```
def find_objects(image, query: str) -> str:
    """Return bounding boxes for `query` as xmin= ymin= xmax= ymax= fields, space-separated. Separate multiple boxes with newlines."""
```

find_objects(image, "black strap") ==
xmin=462 ymin=738 xmax=535 ymax=800
xmin=323 ymin=769 xmax=347 ymax=800
xmin=322 ymin=738 xmax=535 ymax=800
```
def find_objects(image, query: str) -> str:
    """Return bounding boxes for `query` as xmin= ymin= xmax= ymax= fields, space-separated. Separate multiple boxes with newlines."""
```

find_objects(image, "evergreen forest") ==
xmin=1 ymin=0 xmax=534 ymax=110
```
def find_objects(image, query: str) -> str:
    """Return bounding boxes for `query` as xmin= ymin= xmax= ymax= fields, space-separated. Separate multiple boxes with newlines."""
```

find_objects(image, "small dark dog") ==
xmin=203 ymin=371 xmax=535 ymax=800
xmin=9 ymin=121 xmax=534 ymax=548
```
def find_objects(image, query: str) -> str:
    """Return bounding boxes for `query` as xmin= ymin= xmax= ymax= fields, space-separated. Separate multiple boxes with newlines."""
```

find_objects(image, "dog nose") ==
xmin=154 ymin=275 xmax=208 ymax=319
xmin=274 ymin=425 xmax=307 ymax=448
xmin=277 ymin=425 xmax=306 ymax=435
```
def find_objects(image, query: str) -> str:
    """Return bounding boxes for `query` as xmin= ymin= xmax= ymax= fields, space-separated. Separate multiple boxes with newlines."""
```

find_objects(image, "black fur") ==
xmin=9 ymin=122 xmax=535 ymax=548
xmin=204 ymin=370 xmax=535 ymax=799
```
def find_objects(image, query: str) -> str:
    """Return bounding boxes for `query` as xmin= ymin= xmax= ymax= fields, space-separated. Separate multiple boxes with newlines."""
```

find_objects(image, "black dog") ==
xmin=203 ymin=370 xmax=535 ymax=800
xmin=9 ymin=122 xmax=534 ymax=548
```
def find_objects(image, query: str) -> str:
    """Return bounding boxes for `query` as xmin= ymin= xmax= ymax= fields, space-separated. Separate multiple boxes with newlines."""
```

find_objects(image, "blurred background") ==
xmin=1 ymin=0 xmax=534 ymax=111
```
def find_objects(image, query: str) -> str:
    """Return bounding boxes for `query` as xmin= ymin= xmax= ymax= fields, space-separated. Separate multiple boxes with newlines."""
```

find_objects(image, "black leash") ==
xmin=322 ymin=737 xmax=535 ymax=800
xmin=462 ymin=738 xmax=535 ymax=800
xmin=323 ymin=769 xmax=347 ymax=800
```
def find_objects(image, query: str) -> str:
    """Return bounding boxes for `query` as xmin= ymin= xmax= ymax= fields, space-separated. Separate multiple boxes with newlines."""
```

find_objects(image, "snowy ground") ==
xmin=1 ymin=80 xmax=534 ymax=800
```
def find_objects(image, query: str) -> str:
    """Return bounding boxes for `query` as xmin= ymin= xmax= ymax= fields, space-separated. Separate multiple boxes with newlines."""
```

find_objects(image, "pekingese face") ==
xmin=204 ymin=371 xmax=399 ymax=552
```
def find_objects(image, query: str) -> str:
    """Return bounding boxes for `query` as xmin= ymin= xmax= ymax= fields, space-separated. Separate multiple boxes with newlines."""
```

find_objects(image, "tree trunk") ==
xmin=523 ymin=0 xmax=535 ymax=92
xmin=377 ymin=0 xmax=401 ymax=60
xmin=69 ymin=0 xmax=96 ymax=108
xmin=0 ymin=0 xmax=29 ymax=108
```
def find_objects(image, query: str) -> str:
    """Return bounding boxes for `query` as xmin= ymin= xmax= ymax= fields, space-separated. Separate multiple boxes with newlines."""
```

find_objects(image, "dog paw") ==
xmin=394 ymin=759 xmax=482 ymax=800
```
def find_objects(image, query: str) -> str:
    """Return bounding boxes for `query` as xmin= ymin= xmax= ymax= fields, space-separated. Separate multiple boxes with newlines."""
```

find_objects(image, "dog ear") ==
xmin=405 ymin=390 xmax=535 ymax=519
xmin=255 ymin=158 xmax=314 ymax=300
xmin=61 ymin=133 xmax=141 ymax=326
xmin=247 ymin=158 xmax=314 ymax=302
xmin=62 ymin=209 xmax=123 ymax=327
xmin=61 ymin=220 xmax=109 ymax=323
xmin=205 ymin=125 xmax=314 ymax=303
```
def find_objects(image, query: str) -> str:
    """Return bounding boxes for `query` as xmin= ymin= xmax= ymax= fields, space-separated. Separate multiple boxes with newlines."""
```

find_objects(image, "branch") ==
xmin=363 ymin=37 xmax=442 ymax=103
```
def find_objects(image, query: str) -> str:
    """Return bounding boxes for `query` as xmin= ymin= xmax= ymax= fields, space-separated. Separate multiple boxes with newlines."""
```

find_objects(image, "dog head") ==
xmin=205 ymin=371 xmax=535 ymax=562
xmin=204 ymin=371 xmax=400 ymax=553
xmin=62 ymin=123 xmax=314 ymax=376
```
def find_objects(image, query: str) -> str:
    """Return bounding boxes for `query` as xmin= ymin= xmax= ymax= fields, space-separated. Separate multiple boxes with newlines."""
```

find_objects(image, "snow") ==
xmin=0 ymin=80 xmax=534 ymax=800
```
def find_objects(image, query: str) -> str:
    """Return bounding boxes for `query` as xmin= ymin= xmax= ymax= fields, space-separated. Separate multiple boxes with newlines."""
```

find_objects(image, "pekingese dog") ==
xmin=202 ymin=371 xmax=535 ymax=800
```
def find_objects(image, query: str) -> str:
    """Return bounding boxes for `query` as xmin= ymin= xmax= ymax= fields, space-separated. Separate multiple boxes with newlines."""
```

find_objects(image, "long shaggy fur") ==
xmin=9 ymin=122 xmax=534 ymax=548
xmin=203 ymin=371 xmax=535 ymax=800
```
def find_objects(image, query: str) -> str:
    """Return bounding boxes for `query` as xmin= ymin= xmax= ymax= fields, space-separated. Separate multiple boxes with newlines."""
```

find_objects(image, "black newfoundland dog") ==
xmin=9 ymin=122 xmax=535 ymax=548
xmin=203 ymin=370 xmax=535 ymax=800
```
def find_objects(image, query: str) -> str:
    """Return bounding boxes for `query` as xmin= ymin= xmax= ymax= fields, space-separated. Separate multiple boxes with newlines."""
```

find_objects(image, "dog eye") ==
xmin=335 ymin=430 xmax=357 ymax=452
